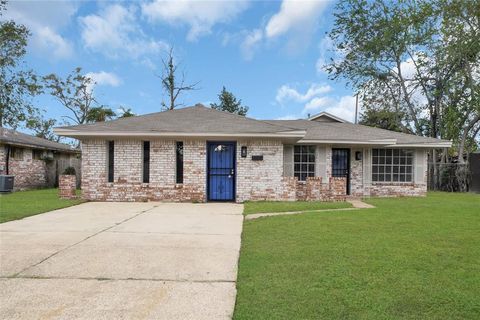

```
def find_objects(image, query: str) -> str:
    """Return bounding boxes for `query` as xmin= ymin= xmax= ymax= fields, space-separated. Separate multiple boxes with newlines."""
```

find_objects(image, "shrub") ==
xmin=63 ymin=166 xmax=76 ymax=175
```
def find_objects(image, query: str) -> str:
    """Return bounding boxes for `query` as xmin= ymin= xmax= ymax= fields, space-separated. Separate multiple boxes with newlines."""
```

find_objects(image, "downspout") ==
xmin=5 ymin=144 xmax=10 ymax=175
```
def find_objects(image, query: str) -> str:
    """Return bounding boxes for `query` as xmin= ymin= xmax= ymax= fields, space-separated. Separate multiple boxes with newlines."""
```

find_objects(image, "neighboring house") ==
xmin=54 ymin=104 xmax=451 ymax=202
xmin=0 ymin=128 xmax=80 ymax=190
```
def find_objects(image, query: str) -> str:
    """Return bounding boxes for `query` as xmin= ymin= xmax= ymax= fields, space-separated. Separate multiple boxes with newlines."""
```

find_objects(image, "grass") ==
xmin=234 ymin=192 xmax=480 ymax=319
xmin=0 ymin=188 xmax=84 ymax=223
xmin=243 ymin=200 xmax=352 ymax=215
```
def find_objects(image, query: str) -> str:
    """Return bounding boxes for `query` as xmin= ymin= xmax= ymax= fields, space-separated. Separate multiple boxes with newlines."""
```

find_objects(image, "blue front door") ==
xmin=207 ymin=142 xmax=236 ymax=201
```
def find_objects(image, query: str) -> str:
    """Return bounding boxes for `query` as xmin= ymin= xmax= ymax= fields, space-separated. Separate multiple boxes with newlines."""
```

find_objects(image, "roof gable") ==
xmin=308 ymin=112 xmax=347 ymax=123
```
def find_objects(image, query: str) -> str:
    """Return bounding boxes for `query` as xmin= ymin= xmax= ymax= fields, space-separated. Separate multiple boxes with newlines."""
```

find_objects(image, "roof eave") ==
xmin=297 ymin=139 xmax=397 ymax=145
xmin=386 ymin=142 xmax=453 ymax=148
xmin=53 ymin=129 xmax=307 ymax=138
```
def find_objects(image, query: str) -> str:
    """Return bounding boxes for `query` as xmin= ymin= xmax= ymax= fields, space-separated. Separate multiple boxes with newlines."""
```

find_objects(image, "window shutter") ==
xmin=316 ymin=146 xmax=327 ymax=179
xmin=415 ymin=149 xmax=425 ymax=184
xmin=363 ymin=148 xmax=371 ymax=184
xmin=283 ymin=145 xmax=293 ymax=177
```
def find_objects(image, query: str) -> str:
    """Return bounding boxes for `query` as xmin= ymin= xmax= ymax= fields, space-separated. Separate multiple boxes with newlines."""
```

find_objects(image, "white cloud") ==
xmin=79 ymin=4 xmax=169 ymax=60
xmin=85 ymin=71 xmax=122 ymax=93
xmin=275 ymin=82 xmax=356 ymax=122
xmin=321 ymin=95 xmax=356 ymax=122
xmin=304 ymin=96 xmax=335 ymax=111
xmin=241 ymin=29 xmax=263 ymax=60
xmin=275 ymin=114 xmax=299 ymax=120
xmin=265 ymin=0 xmax=329 ymax=39
xmin=3 ymin=1 xmax=76 ymax=59
xmin=141 ymin=0 xmax=249 ymax=41
xmin=276 ymin=83 xmax=332 ymax=105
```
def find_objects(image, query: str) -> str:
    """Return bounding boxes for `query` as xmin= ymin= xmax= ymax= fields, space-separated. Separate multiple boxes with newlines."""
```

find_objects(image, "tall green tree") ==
xmin=85 ymin=106 xmax=116 ymax=122
xmin=26 ymin=117 xmax=59 ymax=141
xmin=0 ymin=0 xmax=41 ymax=128
xmin=210 ymin=86 xmax=249 ymax=116
xmin=326 ymin=0 xmax=479 ymax=158
xmin=117 ymin=106 xmax=135 ymax=118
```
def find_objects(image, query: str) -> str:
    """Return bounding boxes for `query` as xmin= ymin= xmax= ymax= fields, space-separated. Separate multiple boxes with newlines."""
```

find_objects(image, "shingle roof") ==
xmin=55 ymin=104 xmax=304 ymax=137
xmin=0 ymin=127 xmax=77 ymax=152
xmin=54 ymin=104 xmax=451 ymax=147
xmin=264 ymin=120 xmax=451 ymax=146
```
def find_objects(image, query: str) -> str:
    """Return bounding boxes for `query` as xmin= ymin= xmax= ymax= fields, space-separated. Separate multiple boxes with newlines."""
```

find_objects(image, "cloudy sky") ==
xmin=4 ymin=0 xmax=356 ymax=123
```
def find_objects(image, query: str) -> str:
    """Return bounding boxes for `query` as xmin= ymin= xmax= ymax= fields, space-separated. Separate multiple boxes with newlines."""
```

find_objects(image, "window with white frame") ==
xmin=294 ymin=145 xmax=315 ymax=181
xmin=372 ymin=149 xmax=413 ymax=182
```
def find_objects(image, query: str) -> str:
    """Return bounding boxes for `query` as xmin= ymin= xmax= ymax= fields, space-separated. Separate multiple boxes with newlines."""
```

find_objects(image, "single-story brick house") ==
xmin=0 ymin=128 xmax=80 ymax=190
xmin=54 ymin=104 xmax=451 ymax=202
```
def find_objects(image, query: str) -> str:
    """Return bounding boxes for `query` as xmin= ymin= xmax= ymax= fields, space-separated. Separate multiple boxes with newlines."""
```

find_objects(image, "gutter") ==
xmin=53 ymin=129 xmax=307 ymax=139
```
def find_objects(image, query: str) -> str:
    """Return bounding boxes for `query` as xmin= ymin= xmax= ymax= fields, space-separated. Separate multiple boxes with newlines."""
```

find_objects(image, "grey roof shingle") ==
xmin=264 ymin=120 xmax=451 ymax=145
xmin=0 ymin=127 xmax=76 ymax=152
xmin=55 ymin=104 xmax=451 ymax=146
xmin=56 ymin=105 xmax=301 ymax=134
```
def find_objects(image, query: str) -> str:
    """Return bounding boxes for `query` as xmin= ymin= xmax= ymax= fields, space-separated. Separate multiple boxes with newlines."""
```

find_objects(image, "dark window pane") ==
xmin=143 ymin=141 xmax=150 ymax=183
xmin=108 ymin=141 xmax=114 ymax=182
xmin=406 ymin=174 xmax=412 ymax=182
xmin=294 ymin=154 xmax=300 ymax=162
xmin=176 ymin=142 xmax=184 ymax=184
xmin=308 ymin=164 xmax=315 ymax=173
xmin=386 ymin=149 xmax=392 ymax=157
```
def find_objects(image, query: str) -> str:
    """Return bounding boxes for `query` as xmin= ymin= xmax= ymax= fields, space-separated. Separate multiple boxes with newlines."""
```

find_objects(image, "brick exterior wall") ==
xmin=80 ymin=138 xmax=428 ymax=202
xmin=59 ymin=175 xmax=76 ymax=199
xmin=81 ymin=139 xmax=206 ymax=202
xmin=0 ymin=145 xmax=6 ymax=175
xmin=350 ymin=147 xmax=364 ymax=197
xmin=0 ymin=145 xmax=48 ymax=190
xmin=236 ymin=139 xmax=286 ymax=202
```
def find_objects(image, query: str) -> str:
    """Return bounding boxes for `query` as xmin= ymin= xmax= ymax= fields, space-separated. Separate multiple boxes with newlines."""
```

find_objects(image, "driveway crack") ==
xmin=12 ymin=205 xmax=159 ymax=277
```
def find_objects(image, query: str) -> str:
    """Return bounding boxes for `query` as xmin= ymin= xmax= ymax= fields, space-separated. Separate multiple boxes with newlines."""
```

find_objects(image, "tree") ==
xmin=359 ymin=108 xmax=410 ymax=133
xmin=159 ymin=47 xmax=198 ymax=110
xmin=117 ymin=106 xmax=135 ymax=118
xmin=0 ymin=0 xmax=42 ymax=128
xmin=210 ymin=86 xmax=249 ymax=116
xmin=26 ymin=117 xmax=59 ymax=141
xmin=43 ymin=67 xmax=97 ymax=125
xmin=85 ymin=106 xmax=116 ymax=122
xmin=326 ymin=0 xmax=479 ymax=159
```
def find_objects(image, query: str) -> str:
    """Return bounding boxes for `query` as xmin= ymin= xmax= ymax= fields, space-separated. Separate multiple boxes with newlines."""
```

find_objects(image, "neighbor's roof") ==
xmin=265 ymin=120 xmax=452 ymax=147
xmin=0 ymin=127 xmax=77 ymax=152
xmin=54 ymin=104 xmax=305 ymax=138
xmin=54 ymin=104 xmax=451 ymax=148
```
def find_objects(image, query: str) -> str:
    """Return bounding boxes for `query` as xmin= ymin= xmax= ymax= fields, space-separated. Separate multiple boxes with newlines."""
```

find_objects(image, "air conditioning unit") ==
xmin=0 ymin=175 xmax=14 ymax=193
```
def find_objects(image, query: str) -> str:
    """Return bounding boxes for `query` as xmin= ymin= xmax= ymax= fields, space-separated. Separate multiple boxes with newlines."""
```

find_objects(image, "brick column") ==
xmin=59 ymin=175 xmax=76 ymax=199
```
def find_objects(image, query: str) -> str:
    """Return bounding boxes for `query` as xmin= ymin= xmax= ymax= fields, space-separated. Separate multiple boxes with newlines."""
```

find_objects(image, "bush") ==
xmin=63 ymin=166 xmax=76 ymax=175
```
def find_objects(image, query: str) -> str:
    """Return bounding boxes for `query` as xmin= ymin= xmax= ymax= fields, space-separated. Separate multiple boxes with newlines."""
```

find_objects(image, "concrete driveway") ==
xmin=0 ymin=202 xmax=243 ymax=319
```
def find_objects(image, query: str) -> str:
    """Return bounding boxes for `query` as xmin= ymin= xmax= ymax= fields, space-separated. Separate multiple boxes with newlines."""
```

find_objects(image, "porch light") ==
xmin=355 ymin=151 xmax=363 ymax=161
xmin=241 ymin=146 xmax=247 ymax=158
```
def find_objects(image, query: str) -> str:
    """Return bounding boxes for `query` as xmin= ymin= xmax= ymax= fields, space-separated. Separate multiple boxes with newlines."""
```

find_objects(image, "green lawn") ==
xmin=243 ymin=200 xmax=352 ymax=215
xmin=234 ymin=192 xmax=480 ymax=319
xmin=0 ymin=188 xmax=84 ymax=223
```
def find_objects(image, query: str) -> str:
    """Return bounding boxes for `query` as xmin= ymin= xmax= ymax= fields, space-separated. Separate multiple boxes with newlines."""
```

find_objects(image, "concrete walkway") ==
xmin=0 ymin=202 xmax=243 ymax=319
xmin=245 ymin=199 xmax=374 ymax=220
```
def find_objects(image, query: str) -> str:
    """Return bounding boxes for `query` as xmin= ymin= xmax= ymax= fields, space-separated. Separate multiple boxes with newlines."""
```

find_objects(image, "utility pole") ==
xmin=354 ymin=92 xmax=359 ymax=124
